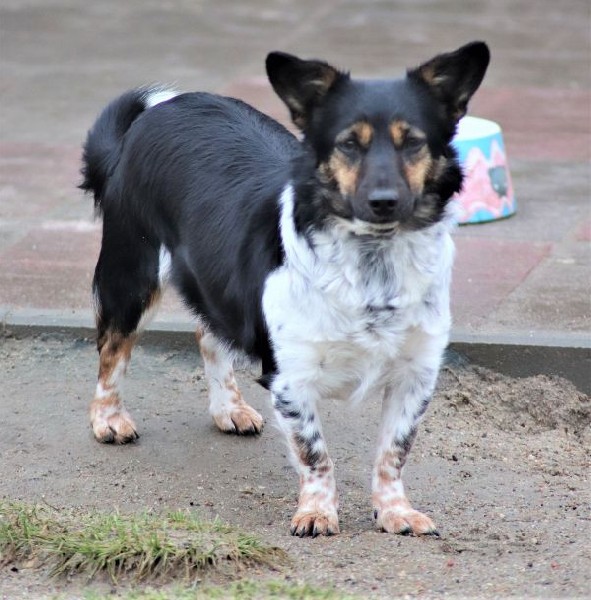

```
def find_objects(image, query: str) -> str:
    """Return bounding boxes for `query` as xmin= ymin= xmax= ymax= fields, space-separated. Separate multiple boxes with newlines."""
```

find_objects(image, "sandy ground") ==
xmin=0 ymin=330 xmax=589 ymax=599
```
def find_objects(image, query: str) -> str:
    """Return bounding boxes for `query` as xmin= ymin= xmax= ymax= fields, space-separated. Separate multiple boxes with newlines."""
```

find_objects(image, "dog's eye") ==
xmin=337 ymin=137 xmax=360 ymax=153
xmin=404 ymin=134 xmax=426 ymax=152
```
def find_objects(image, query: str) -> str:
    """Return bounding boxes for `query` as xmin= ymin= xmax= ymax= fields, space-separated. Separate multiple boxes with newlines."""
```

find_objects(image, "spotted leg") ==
xmin=372 ymin=329 xmax=447 ymax=535
xmin=196 ymin=327 xmax=264 ymax=435
xmin=90 ymin=330 xmax=140 ymax=444
xmin=272 ymin=381 xmax=339 ymax=537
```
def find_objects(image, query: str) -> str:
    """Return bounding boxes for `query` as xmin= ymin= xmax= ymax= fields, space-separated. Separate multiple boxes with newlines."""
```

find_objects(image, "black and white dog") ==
xmin=81 ymin=42 xmax=489 ymax=537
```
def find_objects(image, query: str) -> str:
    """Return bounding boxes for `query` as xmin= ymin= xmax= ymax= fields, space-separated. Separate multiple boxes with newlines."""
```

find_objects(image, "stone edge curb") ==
xmin=2 ymin=307 xmax=589 ymax=394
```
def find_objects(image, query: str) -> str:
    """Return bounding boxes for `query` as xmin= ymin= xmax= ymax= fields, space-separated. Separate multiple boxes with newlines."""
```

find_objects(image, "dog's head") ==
xmin=266 ymin=42 xmax=490 ymax=233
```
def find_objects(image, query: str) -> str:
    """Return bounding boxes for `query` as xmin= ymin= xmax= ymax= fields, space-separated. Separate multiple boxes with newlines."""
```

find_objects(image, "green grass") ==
xmin=84 ymin=580 xmax=354 ymax=600
xmin=205 ymin=581 xmax=354 ymax=600
xmin=0 ymin=502 xmax=286 ymax=583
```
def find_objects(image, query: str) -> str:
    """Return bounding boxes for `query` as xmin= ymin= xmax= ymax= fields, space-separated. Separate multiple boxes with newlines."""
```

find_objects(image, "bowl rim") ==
xmin=454 ymin=116 xmax=501 ymax=142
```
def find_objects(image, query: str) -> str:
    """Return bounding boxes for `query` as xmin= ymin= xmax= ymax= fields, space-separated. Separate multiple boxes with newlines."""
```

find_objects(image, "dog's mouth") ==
xmin=335 ymin=217 xmax=400 ymax=237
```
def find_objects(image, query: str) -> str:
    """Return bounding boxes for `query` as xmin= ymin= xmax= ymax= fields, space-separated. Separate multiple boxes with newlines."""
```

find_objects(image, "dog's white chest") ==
xmin=262 ymin=187 xmax=454 ymax=399
xmin=265 ymin=232 xmax=450 ymax=338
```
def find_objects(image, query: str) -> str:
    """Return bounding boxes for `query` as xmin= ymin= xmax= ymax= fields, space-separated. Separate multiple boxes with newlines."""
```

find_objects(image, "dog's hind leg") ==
xmin=196 ymin=327 xmax=264 ymax=435
xmin=372 ymin=328 xmax=447 ymax=535
xmin=91 ymin=328 xmax=141 ymax=444
xmin=90 ymin=218 xmax=165 ymax=444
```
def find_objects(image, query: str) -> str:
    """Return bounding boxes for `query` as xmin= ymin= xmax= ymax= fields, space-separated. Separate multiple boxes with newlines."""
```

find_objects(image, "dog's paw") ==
xmin=374 ymin=506 xmax=438 ymax=536
xmin=212 ymin=403 xmax=264 ymax=435
xmin=290 ymin=509 xmax=340 ymax=537
xmin=91 ymin=408 xmax=139 ymax=444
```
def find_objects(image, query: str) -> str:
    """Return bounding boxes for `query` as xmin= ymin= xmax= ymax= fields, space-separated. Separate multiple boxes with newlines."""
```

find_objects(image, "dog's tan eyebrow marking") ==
xmin=336 ymin=121 xmax=374 ymax=148
xmin=390 ymin=120 xmax=409 ymax=147
xmin=390 ymin=120 xmax=426 ymax=148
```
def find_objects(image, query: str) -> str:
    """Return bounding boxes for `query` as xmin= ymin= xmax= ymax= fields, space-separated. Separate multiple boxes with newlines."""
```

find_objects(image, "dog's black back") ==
xmin=83 ymin=92 xmax=300 ymax=369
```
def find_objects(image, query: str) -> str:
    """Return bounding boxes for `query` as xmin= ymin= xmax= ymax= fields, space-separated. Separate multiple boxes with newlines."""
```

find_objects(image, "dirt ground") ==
xmin=0 ymin=330 xmax=589 ymax=599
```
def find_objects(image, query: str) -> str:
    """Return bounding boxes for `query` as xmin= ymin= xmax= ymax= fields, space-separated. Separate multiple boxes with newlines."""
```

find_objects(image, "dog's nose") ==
xmin=368 ymin=189 xmax=399 ymax=218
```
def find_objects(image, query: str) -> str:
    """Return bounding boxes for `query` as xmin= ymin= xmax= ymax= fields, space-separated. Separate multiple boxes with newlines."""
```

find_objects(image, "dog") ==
xmin=80 ymin=41 xmax=489 ymax=537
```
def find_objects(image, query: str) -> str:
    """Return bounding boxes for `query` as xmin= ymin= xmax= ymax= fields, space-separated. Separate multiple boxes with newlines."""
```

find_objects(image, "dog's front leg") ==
xmin=372 ymin=330 xmax=446 ymax=535
xmin=272 ymin=384 xmax=339 ymax=537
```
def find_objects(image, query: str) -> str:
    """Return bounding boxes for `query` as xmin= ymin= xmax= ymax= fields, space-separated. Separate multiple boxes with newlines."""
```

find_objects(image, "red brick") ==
xmin=452 ymin=238 xmax=552 ymax=328
xmin=472 ymin=88 xmax=591 ymax=162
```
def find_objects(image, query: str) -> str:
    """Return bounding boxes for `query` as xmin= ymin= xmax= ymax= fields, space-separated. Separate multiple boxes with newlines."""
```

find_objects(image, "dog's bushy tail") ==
xmin=79 ymin=87 xmax=178 ymax=213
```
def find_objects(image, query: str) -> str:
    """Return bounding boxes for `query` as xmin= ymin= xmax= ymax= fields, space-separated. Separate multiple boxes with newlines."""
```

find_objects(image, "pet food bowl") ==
xmin=452 ymin=116 xmax=516 ymax=224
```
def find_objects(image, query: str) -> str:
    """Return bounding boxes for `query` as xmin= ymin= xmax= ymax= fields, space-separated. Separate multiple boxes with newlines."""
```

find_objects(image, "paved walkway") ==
xmin=1 ymin=1 xmax=589 ymax=355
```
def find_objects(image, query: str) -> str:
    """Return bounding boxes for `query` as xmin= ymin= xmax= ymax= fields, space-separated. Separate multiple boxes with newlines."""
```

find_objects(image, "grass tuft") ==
xmin=0 ymin=501 xmax=286 ymax=583
xmin=83 ymin=580 xmax=355 ymax=600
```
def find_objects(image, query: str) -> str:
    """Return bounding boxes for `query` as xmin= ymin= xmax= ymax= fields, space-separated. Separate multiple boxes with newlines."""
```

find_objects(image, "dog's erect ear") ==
xmin=408 ymin=41 xmax=490 ymax=123
xmin=266 ymin=52 xmax=346 ymax=129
